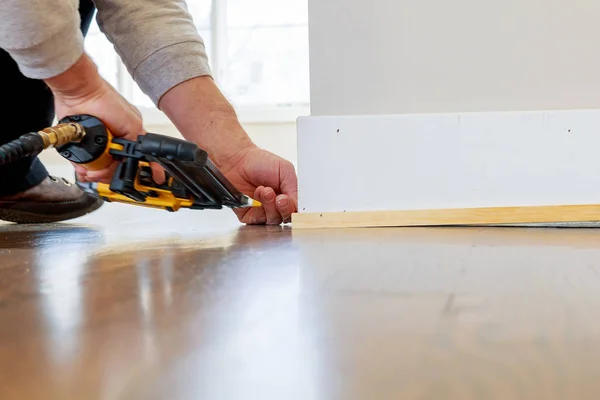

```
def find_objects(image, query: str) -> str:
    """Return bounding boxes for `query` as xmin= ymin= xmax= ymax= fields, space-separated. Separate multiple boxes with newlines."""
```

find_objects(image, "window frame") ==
xmin=110 ymin=0 xmax=309 ymax=126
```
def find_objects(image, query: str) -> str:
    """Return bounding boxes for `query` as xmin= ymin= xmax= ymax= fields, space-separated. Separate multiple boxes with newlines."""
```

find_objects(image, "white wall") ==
xmin=308 ymin=0 xmax=600 ymax=116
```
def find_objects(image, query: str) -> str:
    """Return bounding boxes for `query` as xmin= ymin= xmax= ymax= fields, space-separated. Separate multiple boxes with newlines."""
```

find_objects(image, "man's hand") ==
xmin=44 ymin=53 xmax=148 ymax=183
xmin=220 ymin=145 xmax=297 ymax=225
xmin=158 ymin=76 xmax=299 ymax=225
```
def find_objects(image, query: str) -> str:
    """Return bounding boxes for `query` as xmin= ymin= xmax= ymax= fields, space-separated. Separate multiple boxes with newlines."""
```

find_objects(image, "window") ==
xmin=84 ymin=0 xmax=310 ymax=123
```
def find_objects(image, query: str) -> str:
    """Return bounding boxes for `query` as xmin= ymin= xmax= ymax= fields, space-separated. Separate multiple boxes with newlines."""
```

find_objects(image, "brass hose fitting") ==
xmin=0 ymin=122 xmax=87 ymax=167
xmin=38 ymin=123 xmax=86 ymax=149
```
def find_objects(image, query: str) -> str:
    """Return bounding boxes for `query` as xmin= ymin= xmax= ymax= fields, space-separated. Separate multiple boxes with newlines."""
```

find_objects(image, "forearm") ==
xmin=94 ymin=0 xmax=254 ymax=166
xmin=158 ymin=76 xmax=255 ymax=168
xmin=44 ymin=53 xmax=104 ymax=98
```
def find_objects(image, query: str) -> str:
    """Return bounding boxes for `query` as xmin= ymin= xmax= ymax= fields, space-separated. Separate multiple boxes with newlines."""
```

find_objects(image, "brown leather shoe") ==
xmin=0 ymin=176 xmax=103 ymax=223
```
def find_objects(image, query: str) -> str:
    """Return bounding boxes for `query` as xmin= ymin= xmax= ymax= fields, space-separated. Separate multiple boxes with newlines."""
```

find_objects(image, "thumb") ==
xmin=106 ymin=118 xmax=145 ymax=142
xmin=100 ymin=98 xmax=145 ymax=141
xmin=279 ymin=160 xmax=298 ymax=201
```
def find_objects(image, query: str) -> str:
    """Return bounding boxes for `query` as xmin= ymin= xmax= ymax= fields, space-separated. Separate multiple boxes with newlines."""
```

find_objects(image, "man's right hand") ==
xmin=44 ymin=53 xmax=147 ymax=184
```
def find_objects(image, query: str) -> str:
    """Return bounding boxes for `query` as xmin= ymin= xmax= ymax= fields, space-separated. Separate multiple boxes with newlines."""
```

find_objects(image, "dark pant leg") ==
xmin=0 ymin=0 xmax=97 ymax=196
xmin=79 ymin=0 xmax=96 ymax=36
xmin=0 ymin=51 xmax=55 ymax=196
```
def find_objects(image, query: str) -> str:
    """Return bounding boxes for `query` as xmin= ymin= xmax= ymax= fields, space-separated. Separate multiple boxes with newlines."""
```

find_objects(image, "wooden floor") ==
xmin=4 ymin=199 xmax=600 ymax=398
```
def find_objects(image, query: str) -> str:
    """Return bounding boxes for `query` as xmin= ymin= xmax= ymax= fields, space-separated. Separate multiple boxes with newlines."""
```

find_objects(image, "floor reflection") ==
xmin=35 ymin=241 xmax=90 ymax=366
xmin=0 ymin=224 xmax=104 ymax=249
xmin=0 ymin=223 xmax=321 ymax=399
xmin=6 ymin=219 xmax=600 ymax=397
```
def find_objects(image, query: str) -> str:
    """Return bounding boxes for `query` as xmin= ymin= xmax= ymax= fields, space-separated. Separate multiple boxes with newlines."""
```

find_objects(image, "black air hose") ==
xmin=0 ymin=133 xmax=45 ymax=166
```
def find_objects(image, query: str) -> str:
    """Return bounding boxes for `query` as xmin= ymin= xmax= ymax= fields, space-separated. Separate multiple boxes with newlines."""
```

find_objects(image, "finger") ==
xmin=279 ymin=160 xmax=298 ymax=201
xmin=76 ymin=172 xmax=88 ymax=183
xmin=261 ymin=187 xmax=283 ymax=225
xmin=235 ymin=203 xmax=267 ymax=225
xmin=233 ymin=186 xmax=266 ymax=224
xmin=246 ymin=186 xmax=268 ymax=224
xmin=150 ymin=162 xmax=166 ymax=185
xmin=130 ymin=103 xmax=143 ymax=119
xmin=242 ymin=209 xmax=266 ymax=225
xmin=276 ymin=194 xmax=295 ymax=223
xmin=74 ymin=164 xmax=87 ymax=176
xmin=104 ymin=107 xmax=146 ymax=141
xmin=84 ymin=161 xmax=120 ymax=184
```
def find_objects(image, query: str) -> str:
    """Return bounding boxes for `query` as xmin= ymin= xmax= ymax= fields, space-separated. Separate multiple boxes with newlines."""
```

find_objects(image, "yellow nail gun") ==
xmin=0 ymin=114 xmax=261 ymax=212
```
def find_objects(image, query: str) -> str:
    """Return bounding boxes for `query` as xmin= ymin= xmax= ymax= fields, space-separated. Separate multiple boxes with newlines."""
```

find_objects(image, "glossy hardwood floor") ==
xmin=3 ymin=199 xmax=600 ymax=399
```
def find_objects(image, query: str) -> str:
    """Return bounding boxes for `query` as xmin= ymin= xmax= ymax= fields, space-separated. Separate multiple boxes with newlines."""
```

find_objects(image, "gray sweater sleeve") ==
xmin=0 ymin=0 xmax=84 ymax=79
xmin=0 ymin=0 xmax=212 ymax=106
xmin=94 ymin=0 xmax=212 ymax=105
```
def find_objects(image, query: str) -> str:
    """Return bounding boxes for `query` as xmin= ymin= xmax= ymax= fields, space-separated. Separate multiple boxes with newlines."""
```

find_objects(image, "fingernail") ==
xmin=277 ymin=197 xmax=289 ymax=207
xmin=265 ymin=190 xmax=276 ymax=201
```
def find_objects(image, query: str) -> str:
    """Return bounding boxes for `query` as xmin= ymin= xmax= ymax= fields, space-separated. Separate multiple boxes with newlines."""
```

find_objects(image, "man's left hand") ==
xmin=220 ymin=145 xmax=297 ymax=225
xmin=157 ymin=75 xmax=298 ymax=225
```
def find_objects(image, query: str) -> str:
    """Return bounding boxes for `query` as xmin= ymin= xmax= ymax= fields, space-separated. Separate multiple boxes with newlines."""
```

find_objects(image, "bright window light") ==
xmin=84 ymin=0 xmax=309 ymax=123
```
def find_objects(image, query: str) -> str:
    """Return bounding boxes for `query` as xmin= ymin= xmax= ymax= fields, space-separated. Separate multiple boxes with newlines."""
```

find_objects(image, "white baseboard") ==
xmin=295 ymin=109 xmax=600 ymax=219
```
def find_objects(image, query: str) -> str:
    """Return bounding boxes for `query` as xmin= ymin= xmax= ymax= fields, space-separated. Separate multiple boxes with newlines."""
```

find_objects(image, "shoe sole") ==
xmin=0 ymin=198 xmax=104 ymax=224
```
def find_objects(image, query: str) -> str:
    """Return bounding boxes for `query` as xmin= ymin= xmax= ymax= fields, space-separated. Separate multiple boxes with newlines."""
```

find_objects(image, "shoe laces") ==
xmin=49 ymin=175 xmax=73 ymax=187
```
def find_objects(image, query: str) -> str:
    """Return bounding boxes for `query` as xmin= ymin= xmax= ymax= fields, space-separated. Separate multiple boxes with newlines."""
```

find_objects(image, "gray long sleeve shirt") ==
xmin=0 ymin=0 xmax=212 ymax=105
